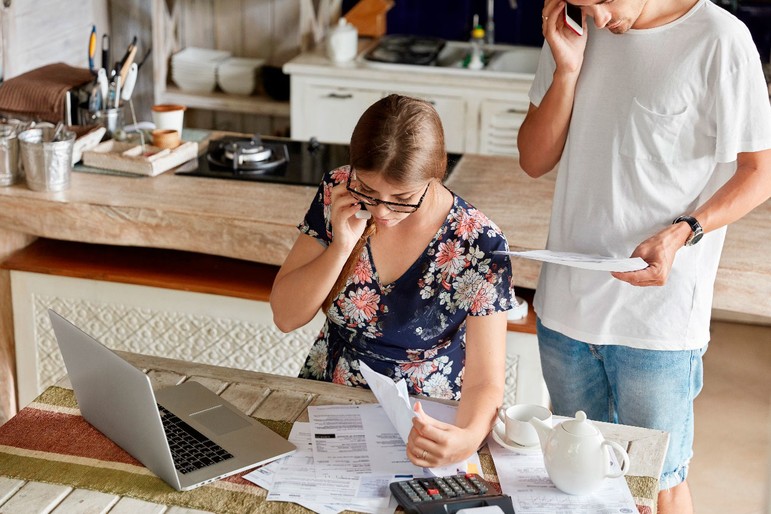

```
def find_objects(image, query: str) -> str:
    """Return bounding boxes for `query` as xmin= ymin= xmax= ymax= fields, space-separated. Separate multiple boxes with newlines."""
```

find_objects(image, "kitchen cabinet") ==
xmin=285 ymin=47 xmax=535 ymax=155
xmin=478 ymin=98 xmax=530 ymax=156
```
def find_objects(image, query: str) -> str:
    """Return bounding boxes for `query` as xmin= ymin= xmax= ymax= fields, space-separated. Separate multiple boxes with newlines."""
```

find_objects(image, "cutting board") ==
xmin=82 ymin=140 xmax=199 ymax=176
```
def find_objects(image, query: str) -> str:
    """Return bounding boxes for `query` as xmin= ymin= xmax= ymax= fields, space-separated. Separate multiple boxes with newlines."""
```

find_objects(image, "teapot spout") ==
xmin=529 ymin=415 xmax=553 ymax=449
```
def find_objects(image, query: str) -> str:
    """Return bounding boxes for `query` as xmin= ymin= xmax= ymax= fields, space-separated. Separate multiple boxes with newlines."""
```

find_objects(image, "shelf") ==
xmin=158 ymin=86 xmax=290 ymax=118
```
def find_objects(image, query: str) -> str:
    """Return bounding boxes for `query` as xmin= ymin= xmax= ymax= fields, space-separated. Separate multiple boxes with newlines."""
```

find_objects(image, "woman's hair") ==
xmin=321 ymin=95 xmax=447 ymax=312
xmin=350 ymin=94 xmax=447 ymax=183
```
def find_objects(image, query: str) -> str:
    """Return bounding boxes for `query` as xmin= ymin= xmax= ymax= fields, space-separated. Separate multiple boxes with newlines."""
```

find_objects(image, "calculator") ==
xmin=389 ymin=473 xmax=516 ymax=514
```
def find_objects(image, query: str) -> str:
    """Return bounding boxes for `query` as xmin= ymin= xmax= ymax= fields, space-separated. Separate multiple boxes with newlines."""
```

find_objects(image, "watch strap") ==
xmin=672 ymin=215 xmax=703 ymax=246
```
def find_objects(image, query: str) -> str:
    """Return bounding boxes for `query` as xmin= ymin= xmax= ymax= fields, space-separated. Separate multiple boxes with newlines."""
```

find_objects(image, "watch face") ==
xmin=688 ymin=231 xmax=703 ymax=246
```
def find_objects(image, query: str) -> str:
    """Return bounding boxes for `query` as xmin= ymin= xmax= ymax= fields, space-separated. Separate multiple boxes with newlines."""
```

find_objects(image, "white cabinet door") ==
xmin=293 ymin=85 xmax=381 ymax=144
xmin=478 ymin=99 xmax=530 ymax=156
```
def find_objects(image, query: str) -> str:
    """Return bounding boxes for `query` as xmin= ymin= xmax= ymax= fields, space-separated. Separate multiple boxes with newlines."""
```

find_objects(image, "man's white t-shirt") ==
xmin=529 ymin=0 xmax=771 ymax=350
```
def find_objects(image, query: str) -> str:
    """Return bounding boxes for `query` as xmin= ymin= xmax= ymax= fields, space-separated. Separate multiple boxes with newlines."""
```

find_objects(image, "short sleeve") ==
xmin=298 ymin=166 xmax=352 ymax=246
xmin=528 ymin=41 xmax=556 ymax=108
xmin=465 ymin=211 xmax=517 ymax=317
xmin=713 ymin=56 xmax=771 ymax=163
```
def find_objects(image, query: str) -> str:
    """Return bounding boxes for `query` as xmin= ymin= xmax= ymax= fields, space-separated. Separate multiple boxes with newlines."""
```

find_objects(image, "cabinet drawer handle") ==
xmin=326 ymin=93 xmax=354 ymax=100
xmin=506 ymin=108 xmax=527 ymax=114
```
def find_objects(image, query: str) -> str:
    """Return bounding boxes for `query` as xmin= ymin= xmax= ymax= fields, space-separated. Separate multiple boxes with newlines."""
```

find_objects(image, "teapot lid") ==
xmin=561 ymin=411 xmax=599 ymax=436
xmin=331 ymin=17 xmax=357 ymax=34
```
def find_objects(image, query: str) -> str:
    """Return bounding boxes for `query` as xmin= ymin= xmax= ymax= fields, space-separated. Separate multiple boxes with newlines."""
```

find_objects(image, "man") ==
xmin=517 ymin=0 xmax=771 ymax=512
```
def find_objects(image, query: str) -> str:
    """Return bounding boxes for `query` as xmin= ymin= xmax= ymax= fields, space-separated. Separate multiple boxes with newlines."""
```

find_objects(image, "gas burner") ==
xmin=206 ymin=135 xmax=289 ymax=174
xmin=364 ymin=35 xmax=446 ymax=65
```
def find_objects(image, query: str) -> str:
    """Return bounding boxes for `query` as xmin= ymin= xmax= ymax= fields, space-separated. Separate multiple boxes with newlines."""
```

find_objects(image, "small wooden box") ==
xmin=82 ymin=140 xmax=199 ymax=177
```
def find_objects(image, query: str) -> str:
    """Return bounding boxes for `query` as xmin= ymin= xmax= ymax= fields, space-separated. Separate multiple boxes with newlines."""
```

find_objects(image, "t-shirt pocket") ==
xmin=620 ymin=97 xmax=688 ymax=163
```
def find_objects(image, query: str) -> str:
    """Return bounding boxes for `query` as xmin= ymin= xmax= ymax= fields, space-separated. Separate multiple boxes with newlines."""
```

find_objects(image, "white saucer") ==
xmin=491 ymin=422 xmax=542 ymax=453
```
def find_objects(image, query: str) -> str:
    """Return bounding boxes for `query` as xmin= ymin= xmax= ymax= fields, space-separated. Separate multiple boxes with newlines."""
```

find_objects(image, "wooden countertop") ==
xmin=0 ymin=154 xmax=768 ymax=317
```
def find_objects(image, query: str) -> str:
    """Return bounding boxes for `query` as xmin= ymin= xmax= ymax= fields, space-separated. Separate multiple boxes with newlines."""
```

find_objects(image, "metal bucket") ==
xmin=18 ymin=127 xmax=76 ymax=192
xmin=0 ymin=124 xmax=20 ymax=186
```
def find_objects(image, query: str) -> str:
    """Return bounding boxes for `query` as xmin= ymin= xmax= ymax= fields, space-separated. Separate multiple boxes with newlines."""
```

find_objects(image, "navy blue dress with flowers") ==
xmin=298 ymin=166 xmax=516 ymax=400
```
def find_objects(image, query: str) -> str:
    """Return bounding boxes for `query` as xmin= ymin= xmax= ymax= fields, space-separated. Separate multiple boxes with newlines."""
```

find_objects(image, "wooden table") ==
xmin=0 ymin=352 xmax=668 ymax=514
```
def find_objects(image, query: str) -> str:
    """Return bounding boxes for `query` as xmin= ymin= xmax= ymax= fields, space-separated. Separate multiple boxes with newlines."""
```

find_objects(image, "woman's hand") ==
xmin=328 ymin=181 xmax=368 ymax=255
xmin=406 ymin=402 xmax=485 ymax=468
xmin=542 ymin=0 xmax=588 ymax=76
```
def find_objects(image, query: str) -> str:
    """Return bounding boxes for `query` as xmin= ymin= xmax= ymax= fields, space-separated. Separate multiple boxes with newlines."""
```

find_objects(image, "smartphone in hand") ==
xmin=564 ymin=3 xmax=584 ymax=36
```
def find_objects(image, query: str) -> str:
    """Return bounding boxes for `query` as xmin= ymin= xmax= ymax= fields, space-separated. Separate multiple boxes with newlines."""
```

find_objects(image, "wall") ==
xmin=0 ymin=0 xmax=109 ymax=80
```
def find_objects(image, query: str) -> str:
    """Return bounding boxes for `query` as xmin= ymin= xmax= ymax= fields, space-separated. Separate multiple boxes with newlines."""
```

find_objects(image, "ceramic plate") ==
xmin=490 ymin=422 xmax=542 ymax=454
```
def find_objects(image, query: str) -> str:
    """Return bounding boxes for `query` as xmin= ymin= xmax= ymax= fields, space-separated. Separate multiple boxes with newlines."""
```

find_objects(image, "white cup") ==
xmin=497 ymin=404 xmax=552 ymax=447
xmin=151 ymin=104 xmax=186 ymax=135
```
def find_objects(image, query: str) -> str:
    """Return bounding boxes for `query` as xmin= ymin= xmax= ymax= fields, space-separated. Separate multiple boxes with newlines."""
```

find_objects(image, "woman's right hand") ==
xmin=328 ymin=181 xmax=368 ymax=255
xmin=542 ymin=0 xmax=588 ymax=76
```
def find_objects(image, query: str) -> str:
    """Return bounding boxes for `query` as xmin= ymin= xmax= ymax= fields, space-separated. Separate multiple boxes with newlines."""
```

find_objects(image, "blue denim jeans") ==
xmin=536 ymin=318 xmax=707 ymax=490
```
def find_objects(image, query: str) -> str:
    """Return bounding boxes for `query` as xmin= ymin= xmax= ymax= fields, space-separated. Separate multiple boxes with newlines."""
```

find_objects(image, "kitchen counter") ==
xmin=0 ymin=153 xmax=767 ymax=312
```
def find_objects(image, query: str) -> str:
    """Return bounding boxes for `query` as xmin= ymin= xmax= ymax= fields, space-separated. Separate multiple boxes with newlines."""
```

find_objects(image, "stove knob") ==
xmin=308 ymin=137 xmax=321 ymax=153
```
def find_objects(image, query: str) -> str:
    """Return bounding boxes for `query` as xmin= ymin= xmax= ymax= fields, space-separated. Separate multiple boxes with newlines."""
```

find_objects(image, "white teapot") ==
xmin=529 ymin=410 xmax=630 ymax=495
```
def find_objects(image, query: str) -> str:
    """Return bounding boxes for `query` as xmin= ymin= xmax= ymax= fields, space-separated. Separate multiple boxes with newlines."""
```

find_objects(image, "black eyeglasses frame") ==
xmin=346 ymin=172 xmax=430 ymax=213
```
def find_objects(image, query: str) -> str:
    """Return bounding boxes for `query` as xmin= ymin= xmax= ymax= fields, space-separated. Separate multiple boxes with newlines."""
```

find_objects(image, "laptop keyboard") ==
xmin=157 ymin=405 xmax=234 ymax=474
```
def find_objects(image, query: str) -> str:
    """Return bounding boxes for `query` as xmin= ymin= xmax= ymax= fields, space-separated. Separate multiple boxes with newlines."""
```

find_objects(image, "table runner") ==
xmin=0 ymin=387 xmax=657 ymax=513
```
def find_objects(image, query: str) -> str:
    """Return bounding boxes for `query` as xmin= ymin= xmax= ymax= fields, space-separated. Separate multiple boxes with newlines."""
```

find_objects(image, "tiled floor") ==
xmin=690 ymin=320 xmax=771 ymax=514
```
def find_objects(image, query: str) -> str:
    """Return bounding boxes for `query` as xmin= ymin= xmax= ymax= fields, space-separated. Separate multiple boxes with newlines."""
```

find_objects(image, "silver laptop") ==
xmin=49 ymin=309 xmax=296 ymax=491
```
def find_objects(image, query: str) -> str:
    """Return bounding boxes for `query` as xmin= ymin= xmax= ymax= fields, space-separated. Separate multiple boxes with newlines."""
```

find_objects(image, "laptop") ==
xmin=49 ymin=309 xmax=296 ymax=491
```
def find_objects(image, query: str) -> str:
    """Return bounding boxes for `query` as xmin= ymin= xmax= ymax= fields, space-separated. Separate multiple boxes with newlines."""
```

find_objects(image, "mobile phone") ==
xmin=564 ymin=3 xmax=584 ymax=36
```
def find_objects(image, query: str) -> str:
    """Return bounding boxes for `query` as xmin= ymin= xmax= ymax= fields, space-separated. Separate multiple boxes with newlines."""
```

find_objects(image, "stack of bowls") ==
xmin=171 ymin=47 xmax=231 ymax=93
xmin=217 ymin=57 xmax=265 ymax=96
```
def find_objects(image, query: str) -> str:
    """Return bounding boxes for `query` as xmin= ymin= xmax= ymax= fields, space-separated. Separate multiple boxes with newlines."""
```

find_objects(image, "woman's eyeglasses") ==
xmin=346 ymin=173 xmax=430 ymax=213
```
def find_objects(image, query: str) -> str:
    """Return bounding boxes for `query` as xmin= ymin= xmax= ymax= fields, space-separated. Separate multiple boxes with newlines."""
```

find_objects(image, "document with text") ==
xmin=494 ymin=249 xmax=647 ymax=273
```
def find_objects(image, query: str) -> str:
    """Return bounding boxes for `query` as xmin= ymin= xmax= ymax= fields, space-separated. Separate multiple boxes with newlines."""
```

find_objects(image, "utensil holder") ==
xmin=0 ymin=124 xmax=20 ymax=186
xmin=18 ymin=127 xmax=76 ymax=192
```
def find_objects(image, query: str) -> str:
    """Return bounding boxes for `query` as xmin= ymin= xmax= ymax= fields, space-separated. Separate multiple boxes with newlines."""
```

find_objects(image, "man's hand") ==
xmin=611 ymin=223 xmax=692 ymax=286
xmin=542 ymin=0 xmax=588 ymax=75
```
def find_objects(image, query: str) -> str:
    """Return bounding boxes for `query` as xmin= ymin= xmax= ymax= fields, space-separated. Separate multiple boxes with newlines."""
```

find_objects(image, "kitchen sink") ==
xmin=361 ymin=40 xmax=542 ymax=79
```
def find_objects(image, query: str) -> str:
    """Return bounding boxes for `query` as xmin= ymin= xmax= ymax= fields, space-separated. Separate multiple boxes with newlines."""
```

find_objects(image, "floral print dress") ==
xmin=298 ymin=166 xmax=516 ymax=401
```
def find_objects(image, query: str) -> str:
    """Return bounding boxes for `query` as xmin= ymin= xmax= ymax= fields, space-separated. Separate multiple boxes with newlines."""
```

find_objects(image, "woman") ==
xmin=270 ymin=94 xmax=515 ymax=467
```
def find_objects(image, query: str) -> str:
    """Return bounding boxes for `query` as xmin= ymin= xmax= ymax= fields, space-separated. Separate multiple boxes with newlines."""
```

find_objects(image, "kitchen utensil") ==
xmin=326 ymin=18 xmax=358 ymax=63
xmin=88 ymin=25 xmax=97 ymax=72
xmin=0 ymin=124 xmax=20 ymax=186
xmin=101 ymin=34 xmax=110 ymax=71
xmin=18 ymin=126 xmax=76 ymax=192
xmin=530 ymin=410 xmax=630 ymax=495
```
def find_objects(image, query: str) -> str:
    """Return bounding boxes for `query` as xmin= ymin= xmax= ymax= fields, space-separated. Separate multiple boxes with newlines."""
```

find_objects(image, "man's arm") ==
xmin=612 ymin=149 xmax=771 ymax=287
xmin=517 ymin=0 xmax=586 ymax=178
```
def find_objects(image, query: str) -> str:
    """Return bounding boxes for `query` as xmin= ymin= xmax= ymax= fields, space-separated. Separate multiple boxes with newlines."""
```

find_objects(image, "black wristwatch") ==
xmin=673 ymin=215 xmax=703 ymax=246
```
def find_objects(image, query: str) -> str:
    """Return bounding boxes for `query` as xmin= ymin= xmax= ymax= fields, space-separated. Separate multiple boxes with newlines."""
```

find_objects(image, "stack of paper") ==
xmin=245 ymin=362 xmax=482 ymax=513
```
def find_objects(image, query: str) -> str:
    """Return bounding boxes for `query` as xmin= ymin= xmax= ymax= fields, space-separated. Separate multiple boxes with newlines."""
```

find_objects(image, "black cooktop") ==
xmin=175 ymin=134 xmax=461 ymax=187
xmin=175 ymin=136 xmax=350 ymax=187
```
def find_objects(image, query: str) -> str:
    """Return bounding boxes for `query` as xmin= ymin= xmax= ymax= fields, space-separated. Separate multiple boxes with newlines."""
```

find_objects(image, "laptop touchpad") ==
xmin=190 ymin=405 xmax=251 ymax=435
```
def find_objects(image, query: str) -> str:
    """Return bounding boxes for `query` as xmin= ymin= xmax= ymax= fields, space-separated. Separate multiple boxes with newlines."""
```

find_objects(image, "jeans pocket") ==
xmin=620 ymin=97 xmax=688 ymax=163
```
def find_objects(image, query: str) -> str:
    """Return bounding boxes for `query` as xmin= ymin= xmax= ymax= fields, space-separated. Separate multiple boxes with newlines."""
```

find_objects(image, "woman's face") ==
xmin=348 ymin=170 xmax=431 ymax=228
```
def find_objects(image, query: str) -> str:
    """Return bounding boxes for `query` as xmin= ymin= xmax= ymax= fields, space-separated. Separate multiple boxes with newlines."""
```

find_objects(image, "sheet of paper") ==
xmin=359 ymin=361 xmax=415 ymax=441
xmin=359 ymin=361 xmax=475 ymax=476
xmin=494 ymin=249 xmax=647 ymax=272
xmin=245 ymin=422 xmax=396 ymax=514
xmin=488 ymin=433 xmax=638 ymax=513
xmin=309 ymin=403 xmax=426 ymax=479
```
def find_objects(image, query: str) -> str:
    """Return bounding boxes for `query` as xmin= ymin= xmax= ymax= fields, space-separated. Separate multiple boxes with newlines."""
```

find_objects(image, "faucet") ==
xmin=486 ymin=0 xmax=495 ymax=45
xmin=486 ymin=0 xmax=519 ymax=45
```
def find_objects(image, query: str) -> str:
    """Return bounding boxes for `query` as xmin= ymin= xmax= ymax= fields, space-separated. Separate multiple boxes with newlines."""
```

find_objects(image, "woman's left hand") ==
xmin=406 ymin=402 xmax=483 ymax=468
